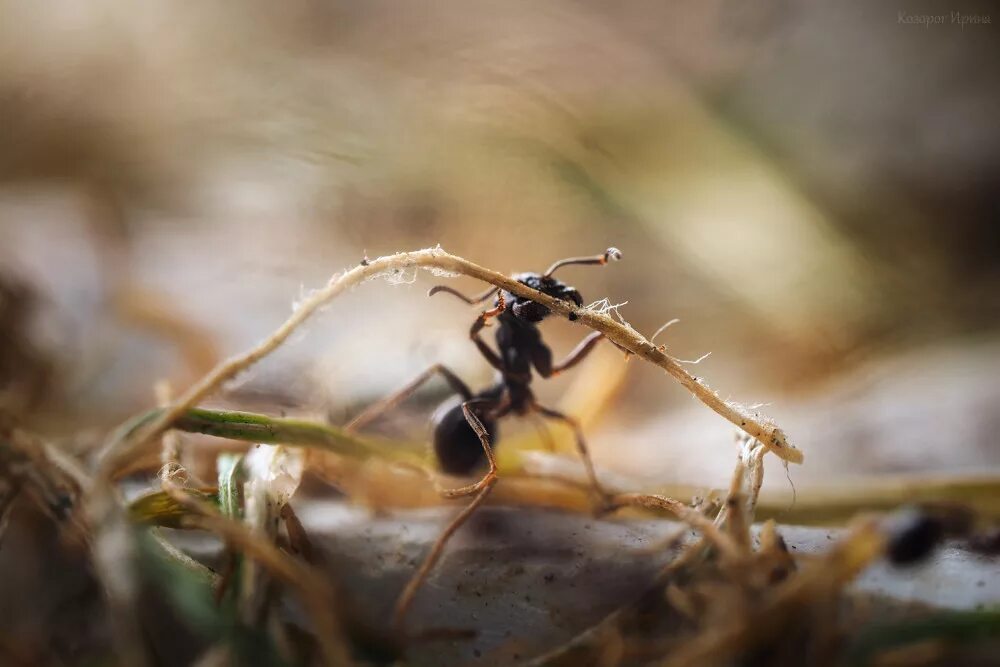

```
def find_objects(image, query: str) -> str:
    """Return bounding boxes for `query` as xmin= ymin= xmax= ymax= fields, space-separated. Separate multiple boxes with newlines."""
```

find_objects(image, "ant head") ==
xmin=504 ymin=248 xmax=621 ymax=323
xmin=428 ymin=248 xmax=620 ymax=323
xmin=506 ymin=273 xmax=583 ymax=323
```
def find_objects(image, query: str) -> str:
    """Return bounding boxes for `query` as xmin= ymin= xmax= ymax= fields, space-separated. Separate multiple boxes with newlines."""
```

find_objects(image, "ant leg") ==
xmin=436 ymin=397 xmax=509 ymax=498
xmin=530 ymin=413 xmax=557 ymax=452
xmin=392 ymin=481 xmax=494 ymax=632
xmin=469 ymin=293 xmax=507 ymax=372
xmin=392 ymin=397 xmax=509 ymax=632
xmin=552 ymin=331 xmax=604 ymax=375
xmin=532 ymin=331 xmax=605 ymax=378
xmin=345 ymin=364 xmax=472 ymax=432
xmin=532 ymin=403 xmax=610 ymax=506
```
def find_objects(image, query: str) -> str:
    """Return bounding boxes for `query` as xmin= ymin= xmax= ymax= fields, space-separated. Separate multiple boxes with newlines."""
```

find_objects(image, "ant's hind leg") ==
xmin=345 ymin=364 xmax=472 ymax=433
xmin=533 ymin=403 xmax=611 ymax=508
xmin=435 ymin=398 xmax=508 ymax=498
xmin=392 ymin=398 xmax=508 ymax=633
xmin=392 ymin=480 xmax=494 ymax=632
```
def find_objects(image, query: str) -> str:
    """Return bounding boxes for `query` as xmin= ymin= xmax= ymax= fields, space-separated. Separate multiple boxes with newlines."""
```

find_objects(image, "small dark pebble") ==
xmin=968 ymin=528 xmax=1000 ymax=555
xmin=884 ymin=508 xmax=944 ymax=565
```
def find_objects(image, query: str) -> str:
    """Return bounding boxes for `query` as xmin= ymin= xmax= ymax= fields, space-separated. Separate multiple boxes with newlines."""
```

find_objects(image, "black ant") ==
xmin=345 ymin=247 xmax=622 ymax=631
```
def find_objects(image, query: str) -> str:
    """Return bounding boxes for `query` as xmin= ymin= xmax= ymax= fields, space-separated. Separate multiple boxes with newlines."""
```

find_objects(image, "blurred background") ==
xmin=1 ymin=0 xmax=998 ymax=492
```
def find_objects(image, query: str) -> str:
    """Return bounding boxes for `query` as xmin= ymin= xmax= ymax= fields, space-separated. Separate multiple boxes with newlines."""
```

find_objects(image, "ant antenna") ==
xmin=428 ymin=284 xmax=499 ymax=305
xmin=543 ymin=247 xmax=622 ymax=278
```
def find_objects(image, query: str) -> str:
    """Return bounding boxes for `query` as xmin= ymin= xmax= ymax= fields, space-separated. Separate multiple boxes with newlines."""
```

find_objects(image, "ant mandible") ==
xmin=345 ymin=247 xmax=622 ymax=632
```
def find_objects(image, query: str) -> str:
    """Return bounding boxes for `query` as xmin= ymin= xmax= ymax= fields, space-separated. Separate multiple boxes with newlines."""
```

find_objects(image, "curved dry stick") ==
xmin=100 ymin=246 xmax=801 ymax=476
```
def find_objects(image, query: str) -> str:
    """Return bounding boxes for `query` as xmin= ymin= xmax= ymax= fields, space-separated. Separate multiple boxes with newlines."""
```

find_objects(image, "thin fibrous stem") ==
xmin=109 ymin=406 xmax=424 ymax=469
xmin=99 ymin=246 xmax=802 ymax=477
xmin=155 ymin=381 xmax=184 ymax=485
xmin=609 ymin=493 xmax=742 ymax=562
xmin=649 ymin=318 xmax=680 ymax=344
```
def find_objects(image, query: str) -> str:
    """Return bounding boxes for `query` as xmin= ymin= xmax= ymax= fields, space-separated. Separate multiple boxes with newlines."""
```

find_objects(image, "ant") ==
xmin=345 ymin=247 xmax=622 ymax=632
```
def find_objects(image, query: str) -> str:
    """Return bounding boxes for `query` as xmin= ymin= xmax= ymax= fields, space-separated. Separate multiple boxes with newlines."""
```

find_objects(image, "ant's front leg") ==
xmin=468 ymin=292 xmax=506 ymax=371
xmin=392 ymin=396 xmax=510 ymax=633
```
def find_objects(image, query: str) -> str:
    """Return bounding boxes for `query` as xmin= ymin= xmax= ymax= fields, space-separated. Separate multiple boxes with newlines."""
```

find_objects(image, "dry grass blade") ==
xmin=756 ymin=473 xmax=1000 ymax=524
xmin=610 ymin=492 xmax=742 ymax=562
xmin=0 ymin=415 xmax=89 ymax=540
xmin=107 ymin=407 xmax=424 ymax=476
xmin=162 ymin=482 xmax=353 ymax=666
xmin=87 ymin=487 xmax=155 ymax=667
xmin=239 ymin=444 xmax=304 ymax=628
xmin=659 ymin=517 xmax=887 ymax=667
xmin=533 ymin=434 xmax=796 ymax=666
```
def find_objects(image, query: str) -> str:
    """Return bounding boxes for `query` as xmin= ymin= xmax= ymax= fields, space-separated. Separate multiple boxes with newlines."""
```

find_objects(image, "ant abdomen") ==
xmin=432 ymin=398 xmax=498 ymax=475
